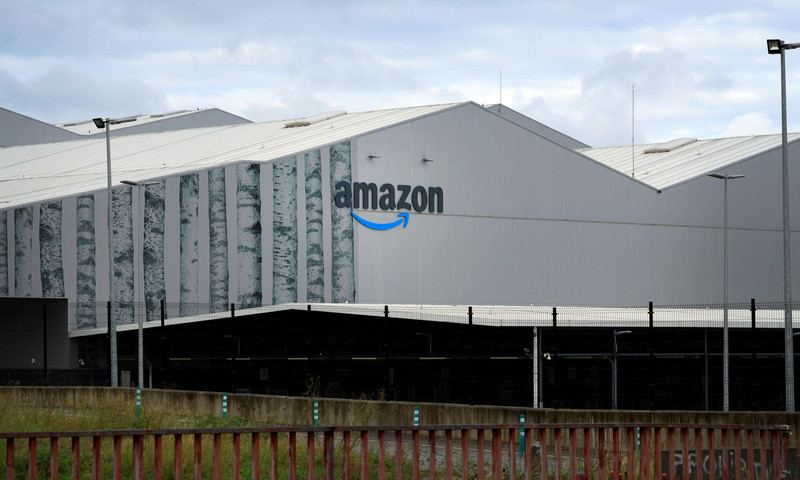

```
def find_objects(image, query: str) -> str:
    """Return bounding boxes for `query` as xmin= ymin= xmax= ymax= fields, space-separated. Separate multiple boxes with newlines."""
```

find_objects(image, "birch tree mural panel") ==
xmin=329 ymin=141 xmax=355 ymax=303
xmin=144 ymin=182 xmax=166 ymax=322
xmin=180 ymin=174 xmax=200 ymax=316
xmin=273 ymin=157 xmax=298 ymax=304
xmin=208 ymin=167 xmax=229 ymax=312
xmin=237 ymin=163 xmax=262 ymax=308
xmin=0 ymin=212 xmax=7 ymax=296
xmin=76 ymin=195 xmax=96 ymax=328
xmin=14 ymin=207 xmax=33 ymax=297
xmin=305 ymin=150 xmax=324 ymax=303
xmin=39 ymin=201 xmax=64 ymax=298
xmin=112 ymin=187 xmax=134 ymax=325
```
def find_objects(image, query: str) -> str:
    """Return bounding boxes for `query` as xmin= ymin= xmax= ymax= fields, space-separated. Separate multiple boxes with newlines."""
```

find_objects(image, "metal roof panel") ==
xmin=0 ymin=103 xmax=460 ymax=208
xmin=578 ymin=133 xmax=800 ymax=190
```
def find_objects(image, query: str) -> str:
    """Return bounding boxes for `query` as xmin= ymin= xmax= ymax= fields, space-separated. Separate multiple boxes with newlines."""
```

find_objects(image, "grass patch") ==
xmin=0 ymin=397 xmax=563 ymax=480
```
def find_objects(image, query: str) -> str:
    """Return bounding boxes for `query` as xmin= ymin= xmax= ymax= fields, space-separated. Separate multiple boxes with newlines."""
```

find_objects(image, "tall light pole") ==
xmin=121 ymin=179 xmax=159 ymax=388
xmin=767 ymin=38 xmax=799 ymax=412
xmin=612 ymin=330 xmax=631 ymax=410
xmin=532 ymin=327 xmax=538 ymax=408
xmin=93 ymin=116 xmax=136 ymax=387
xmin=707 ymin=173 xmax=744 ymax=411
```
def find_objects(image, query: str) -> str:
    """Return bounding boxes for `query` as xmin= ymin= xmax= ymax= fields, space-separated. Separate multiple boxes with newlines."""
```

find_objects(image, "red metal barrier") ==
xmin=1 ymin=423 xmax=792 ymax=480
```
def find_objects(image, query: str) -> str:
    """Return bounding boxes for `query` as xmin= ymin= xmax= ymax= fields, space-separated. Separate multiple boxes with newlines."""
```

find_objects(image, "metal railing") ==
xmin=1 ymin=423 xmax=792 ymax=480
xmin=66 ymin=299 xmax=800 ymax=332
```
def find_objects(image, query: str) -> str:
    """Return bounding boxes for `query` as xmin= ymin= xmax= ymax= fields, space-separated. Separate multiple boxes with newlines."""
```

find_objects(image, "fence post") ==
xmin=649 ymin=301 xmax=654 ymax=328
xmin=42 ymin=304 xmax=48 ymax=384
xmin=107 ymin=301 xmax=113 ymax=384
xmin=230 ymin=303 xmax=235 ymax=318
xmin=468 ymin=306 xmax=473 ymax=325
xmin=160 ymin=299 xmax=165 ymax=327
xmin=751 ymin=298 xmax=756 ymax=329
xmin=552 ymin=307 xmax=557 ymax=328
xmin=384 ymin=305 xmax=389 ymax=318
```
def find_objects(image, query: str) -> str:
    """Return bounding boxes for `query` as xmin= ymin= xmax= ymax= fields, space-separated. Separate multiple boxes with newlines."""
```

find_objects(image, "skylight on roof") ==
xmin=284 ymin=110 xmax=347 ymax=128
xmin=643 ymin=137 xmax=697 ymax=154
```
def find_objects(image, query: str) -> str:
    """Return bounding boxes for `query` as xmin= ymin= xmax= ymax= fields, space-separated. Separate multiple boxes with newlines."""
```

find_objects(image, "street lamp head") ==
xmin=768 ymin=39 xmax=784 ymax=54
xmin=708 ymin=173 xmax=745 ymax=181
xmin=767 ymin=39 xmax=800 ymax=54
xmin=94 ymin=116 xmax=137 ymax=128
xmin=615 ymin=330 xmax=632 ymax=336
xmin=120 ymin=179 xmax=160 ymax=187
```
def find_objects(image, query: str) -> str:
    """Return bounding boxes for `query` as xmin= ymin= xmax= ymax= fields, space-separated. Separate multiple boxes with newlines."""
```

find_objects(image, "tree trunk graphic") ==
xmin=144 ymin=181 xmax=166 ymax=323
xmin=273 ymin=157 xmax=298 ymax=304
xmin=0 ymin=212 xmax=7 ymax=296
xmin=208 ymin=167 xmax=229 ymax=313
xmin=112 ymin=187 xmax=134 ymax=325
xmin=237 ymin=163 xmax=262 ymax=308
xmin=76 ymin=195 xmax=96 ymax=328
xmin=14 ymin=207 xmax=33 ymax=297
xmin=39 ymin=201 xmax=64 ymax=297
xmin=329 ymin=141 xmax=355 ymax=303
xmin=305 ymin=150 xmax=325 ymax=303
xmin=180 ymin=174 xmax=199 ymax=317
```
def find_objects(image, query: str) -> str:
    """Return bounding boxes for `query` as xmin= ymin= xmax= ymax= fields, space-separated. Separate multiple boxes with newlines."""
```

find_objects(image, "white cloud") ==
xmin=1 ymin=0 xmax=799 ymax=141
xmin=718 ymin=112 xmax=775 ymax=138
xmin=0 ymin=66 xmax=168 ymax=123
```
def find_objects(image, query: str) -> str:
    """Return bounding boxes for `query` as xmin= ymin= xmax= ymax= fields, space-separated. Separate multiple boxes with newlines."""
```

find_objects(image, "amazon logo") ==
xmin=334 ymin=181 xmax=444 ymax=231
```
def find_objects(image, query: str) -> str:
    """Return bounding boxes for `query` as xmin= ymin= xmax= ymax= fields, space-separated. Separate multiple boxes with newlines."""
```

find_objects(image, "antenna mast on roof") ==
xmin=499 ymin=70 xmax=502 ymax=111
xmin=631 ymin=83 xmax=635 ymax=178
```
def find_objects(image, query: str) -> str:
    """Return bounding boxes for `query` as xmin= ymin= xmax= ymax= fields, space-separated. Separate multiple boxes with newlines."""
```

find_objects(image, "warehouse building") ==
xmin=0 ymin=101 xmax=798 ymax=409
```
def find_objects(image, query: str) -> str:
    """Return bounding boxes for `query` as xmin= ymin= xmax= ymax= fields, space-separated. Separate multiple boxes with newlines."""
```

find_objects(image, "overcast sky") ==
xmin=2 ymin=0 xmax=799 ymax=147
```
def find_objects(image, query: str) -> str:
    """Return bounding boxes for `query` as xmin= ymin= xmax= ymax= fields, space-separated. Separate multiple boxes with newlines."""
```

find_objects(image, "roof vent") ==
xmin=284 ymin=110 xmax=346 ymax=128
xmin=284 ymin=121 xmax=311 ymax=128
xmin=643 ymin=137 xmax=697 ymax=154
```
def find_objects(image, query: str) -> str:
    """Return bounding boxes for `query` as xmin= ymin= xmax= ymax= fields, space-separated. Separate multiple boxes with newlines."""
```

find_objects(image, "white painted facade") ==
xmin=0 ymin=102 xmax=798 ymax=329
xmin=349 ymin=105 xmax=799 ymax=306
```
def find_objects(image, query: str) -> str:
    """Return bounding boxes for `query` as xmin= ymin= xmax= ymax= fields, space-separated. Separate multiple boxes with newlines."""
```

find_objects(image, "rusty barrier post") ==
xmin=0 ymin=423 xmax=792 ymax=480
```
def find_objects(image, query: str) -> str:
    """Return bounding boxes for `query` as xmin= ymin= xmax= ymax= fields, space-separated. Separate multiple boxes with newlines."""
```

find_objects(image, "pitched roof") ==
xmin=578 ymin=134 xmax=800 ymax=191
xmin=54 ymin=108 xmax=251 ymax=137
xmin=0 ymin=103 xmax=460 ymax=208
xmin=3 ymin=100 xmax=798 ymax=208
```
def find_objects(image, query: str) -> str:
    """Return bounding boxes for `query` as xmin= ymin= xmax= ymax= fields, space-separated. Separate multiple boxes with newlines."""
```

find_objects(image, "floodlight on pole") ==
xmin=707 ymin=173 xmax=744 ymax=411
xmin=766 ymin=38 xmax=800 ymax=412
xmin=94 ymin=115 xmax=136 ymax=387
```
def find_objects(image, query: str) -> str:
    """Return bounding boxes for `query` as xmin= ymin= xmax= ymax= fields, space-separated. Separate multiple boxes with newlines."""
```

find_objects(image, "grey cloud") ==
xmin=569 ymin=48 xmax=737 ymax=145
xmin=0 ymin=66 xmax=168 ymax=123
xmin=241 ymin=89 xmax=336 ymax=122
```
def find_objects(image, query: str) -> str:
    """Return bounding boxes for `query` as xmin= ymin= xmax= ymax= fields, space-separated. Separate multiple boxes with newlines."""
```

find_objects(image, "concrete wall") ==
xmin=2 ymin=386 xmax=798 ymax=448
